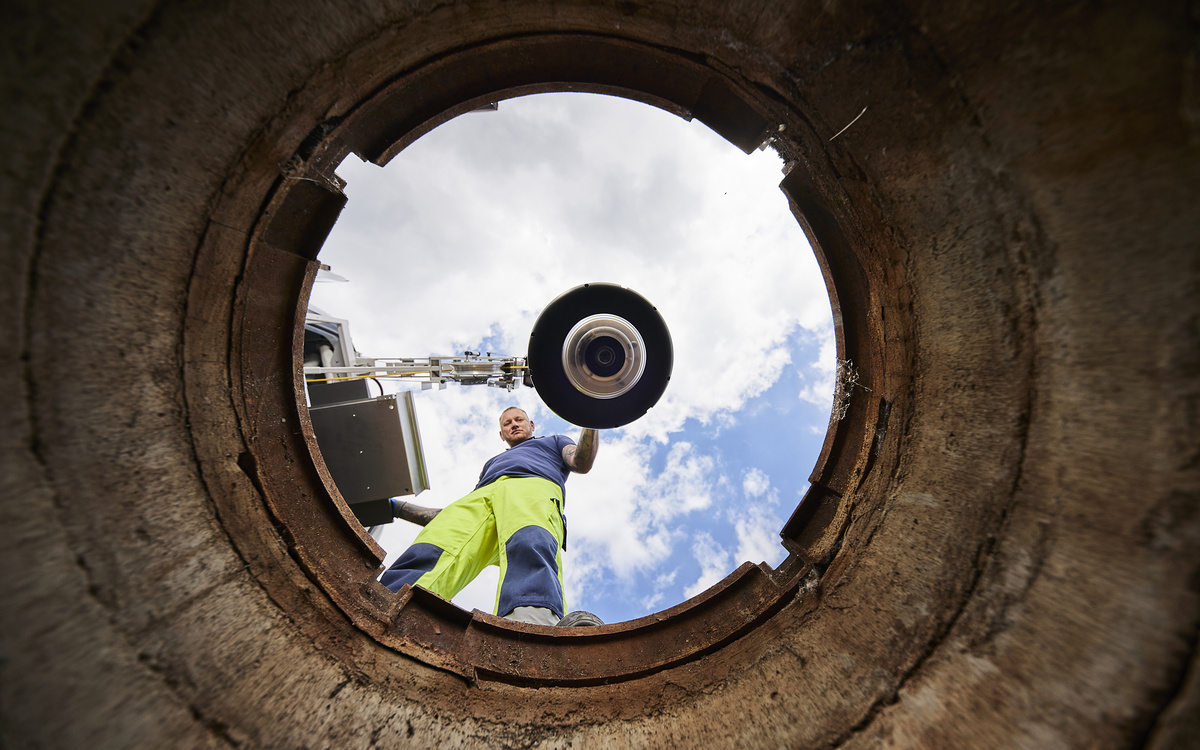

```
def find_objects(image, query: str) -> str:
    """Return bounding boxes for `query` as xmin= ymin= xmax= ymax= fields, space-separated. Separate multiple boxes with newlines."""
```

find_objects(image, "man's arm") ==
xmin=562 ymin=428 xmax=599 ymax=474
xmin=392 ymin=499 xmax=441 ymax=526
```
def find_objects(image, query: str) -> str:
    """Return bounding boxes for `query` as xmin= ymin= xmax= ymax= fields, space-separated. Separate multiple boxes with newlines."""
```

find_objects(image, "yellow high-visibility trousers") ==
xmin=381 ymin=476 xmax=567 ymax=618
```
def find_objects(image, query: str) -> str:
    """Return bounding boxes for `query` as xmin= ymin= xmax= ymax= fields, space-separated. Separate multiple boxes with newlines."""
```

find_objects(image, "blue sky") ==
xmin=309 ymin=93 xmax=834 ymax=624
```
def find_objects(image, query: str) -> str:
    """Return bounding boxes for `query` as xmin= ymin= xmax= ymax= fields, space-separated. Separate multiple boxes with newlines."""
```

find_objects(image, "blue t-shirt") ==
xmin=476 ymin=435 xmax=575 ymax=498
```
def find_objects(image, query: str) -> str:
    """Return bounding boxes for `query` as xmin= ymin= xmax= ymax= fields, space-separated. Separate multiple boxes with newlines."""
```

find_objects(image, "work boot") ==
xmin=557 ymin=610 xmax=604 ymax=627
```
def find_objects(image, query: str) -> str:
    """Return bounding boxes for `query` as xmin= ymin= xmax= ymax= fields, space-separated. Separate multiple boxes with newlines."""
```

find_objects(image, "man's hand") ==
xmin=562 ymin=428 xmax=599 ymax=474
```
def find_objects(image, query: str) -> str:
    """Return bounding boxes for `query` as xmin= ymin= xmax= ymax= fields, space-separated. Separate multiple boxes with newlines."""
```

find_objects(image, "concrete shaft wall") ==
xmin=2 ymin=1 xmax=1198 ymax=748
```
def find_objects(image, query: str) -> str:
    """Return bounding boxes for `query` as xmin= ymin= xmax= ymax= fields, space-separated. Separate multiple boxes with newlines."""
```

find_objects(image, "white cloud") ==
xmin=565 ymin=438 xmax=720 ymax=585
xmin=683 ymin=532 xmax=733 ymax=600
xmin=734 ymin=508 xmax=787 ymax=568
xmin=798 ymin=326 xmax=837 ymax=410
xmin=318 ymin=94 xmax=827 ymax=435
xmin=731 ymin=467 xmax=788 ymax=567
xmin=742 ymin=467 xmax=771 ymax=498
xmin=638 ymin=569 xmax=680 ymax=613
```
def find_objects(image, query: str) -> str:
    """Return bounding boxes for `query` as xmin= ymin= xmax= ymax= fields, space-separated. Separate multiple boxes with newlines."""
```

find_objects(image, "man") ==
xmin=381 ymin=406 xmax=601 ymax=626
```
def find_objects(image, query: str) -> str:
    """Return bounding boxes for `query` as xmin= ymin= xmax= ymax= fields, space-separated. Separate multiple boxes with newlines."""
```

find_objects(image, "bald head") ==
xmin=498 ymin=407 xmax=534 ymax=447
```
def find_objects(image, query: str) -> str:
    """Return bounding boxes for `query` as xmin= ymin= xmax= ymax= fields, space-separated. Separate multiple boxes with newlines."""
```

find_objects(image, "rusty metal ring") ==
xmin=206 ymin=34 xmax=885 ymax=688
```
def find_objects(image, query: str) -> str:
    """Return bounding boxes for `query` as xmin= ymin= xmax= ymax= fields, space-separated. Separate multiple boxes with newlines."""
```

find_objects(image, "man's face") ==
xmin=499 ymin=408 xmax=534 ymax=447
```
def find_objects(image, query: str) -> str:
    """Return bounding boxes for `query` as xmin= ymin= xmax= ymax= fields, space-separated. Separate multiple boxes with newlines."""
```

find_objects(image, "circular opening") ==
xmin=206 ymin=29 xmax=896 ymax=691
xmin=305 ymin=92 xmax=835 ymax=623
xmin=563 ymin=314 xmax=642 ymax=398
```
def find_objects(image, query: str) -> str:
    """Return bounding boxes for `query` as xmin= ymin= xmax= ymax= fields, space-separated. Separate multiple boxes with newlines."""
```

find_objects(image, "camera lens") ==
xmin=585 ymin=336 xmax=625 ymax=377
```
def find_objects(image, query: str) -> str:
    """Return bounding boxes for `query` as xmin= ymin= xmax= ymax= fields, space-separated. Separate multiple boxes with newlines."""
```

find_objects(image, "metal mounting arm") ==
xmin=303 ymin=353 xmax=531 ymax=391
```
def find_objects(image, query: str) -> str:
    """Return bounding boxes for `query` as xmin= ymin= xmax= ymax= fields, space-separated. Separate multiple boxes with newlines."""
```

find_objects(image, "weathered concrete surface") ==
xmin=2 ymin=1 xmax=1197 ymax=748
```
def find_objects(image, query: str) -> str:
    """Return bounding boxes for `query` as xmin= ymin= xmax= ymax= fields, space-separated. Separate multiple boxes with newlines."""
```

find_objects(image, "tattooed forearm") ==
xmin=569 ymin=428 xmax=599 ymax=473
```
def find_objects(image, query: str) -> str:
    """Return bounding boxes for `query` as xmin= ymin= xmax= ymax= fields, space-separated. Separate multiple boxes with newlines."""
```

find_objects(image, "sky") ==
xmin=308 ymin=92 xmax=835 ymax=625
